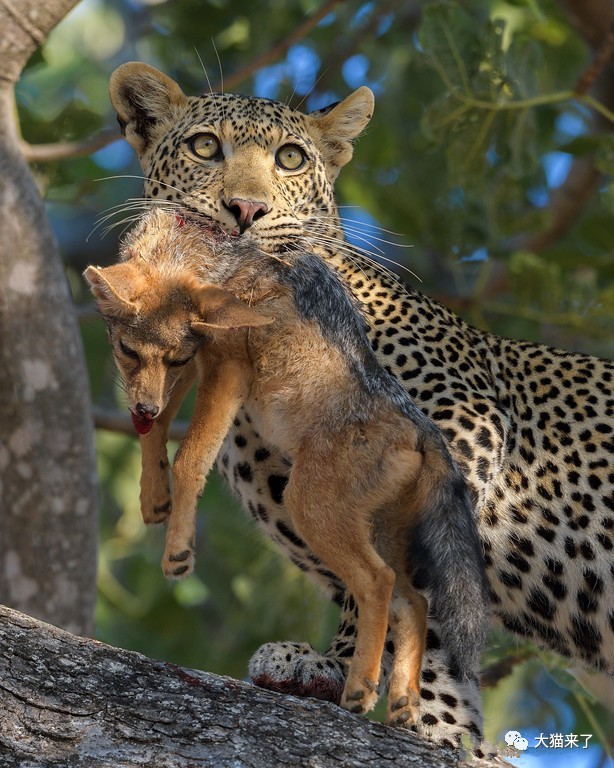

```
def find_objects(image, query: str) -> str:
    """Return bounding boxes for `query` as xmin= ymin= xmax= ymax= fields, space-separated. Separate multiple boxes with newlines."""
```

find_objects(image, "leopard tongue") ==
xmin=131 ymin=411 xmax=154 ymax=435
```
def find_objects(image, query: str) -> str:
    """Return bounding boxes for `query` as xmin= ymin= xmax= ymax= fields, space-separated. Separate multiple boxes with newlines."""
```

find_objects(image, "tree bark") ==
xmin=0 ymin=605 xmax=508 ymax=767
xmin=0 ymin=0 xmax=98 ymax=635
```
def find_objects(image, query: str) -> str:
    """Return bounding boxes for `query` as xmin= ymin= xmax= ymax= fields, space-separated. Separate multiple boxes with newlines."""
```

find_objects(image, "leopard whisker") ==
xmin=94 ymin=175 xmax=191 ymax=200
xmin=294 ymin=64 xmax=332 ymax=112
xmin=99 ymin=214 xmax=150 ymax=240
xmin=194 ymin=46 xmax=214 ymax=96
xmin=88 ymin=200 xmax=182 ymax=242
xmin=301 ymin=233 xmax=372 ymax=285
xmin=309 ymin=238 xmax=409 ymax=290
xmin=306 ymin=223 xmax=421 ymax=285
xmin=338 ymin=226 xmax=419 ymax=282
xmin=323 ymin=210 xmax=409 ymax=238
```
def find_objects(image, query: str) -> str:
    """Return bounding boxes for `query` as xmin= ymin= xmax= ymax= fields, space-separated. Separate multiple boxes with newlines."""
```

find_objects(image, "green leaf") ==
xmin=509 ymin=250 xmax=563 ymax=311
xmin=594 ymin=134 xmax=614 ymax=174
xmin=418 ymin=1 xmax=487 ymax=94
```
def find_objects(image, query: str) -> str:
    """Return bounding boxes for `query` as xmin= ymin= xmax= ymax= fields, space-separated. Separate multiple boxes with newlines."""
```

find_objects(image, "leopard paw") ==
xmin=249 ymin=642 xmax=345 ymax=703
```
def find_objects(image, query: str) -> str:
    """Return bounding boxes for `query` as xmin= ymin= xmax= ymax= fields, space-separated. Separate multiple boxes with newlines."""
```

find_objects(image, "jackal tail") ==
xmin=408 ymin=438 xmax=490 ymax=680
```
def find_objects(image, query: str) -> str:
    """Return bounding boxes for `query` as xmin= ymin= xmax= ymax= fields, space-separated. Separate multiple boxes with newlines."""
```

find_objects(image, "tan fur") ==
xmin=85 ymin=215 xmax=431 ymax=726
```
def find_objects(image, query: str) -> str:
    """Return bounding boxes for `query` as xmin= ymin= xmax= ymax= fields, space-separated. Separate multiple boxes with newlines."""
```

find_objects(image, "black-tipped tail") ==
xmin=408 ymin=442 xmax=490 ymax=679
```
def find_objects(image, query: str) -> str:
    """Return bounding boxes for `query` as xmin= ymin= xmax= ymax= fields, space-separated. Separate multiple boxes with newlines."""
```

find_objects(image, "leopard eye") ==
xmin=189 ymin=133 xmax=222 ymax=160
xmin=275 ymin=144 xmax=306 ymax=171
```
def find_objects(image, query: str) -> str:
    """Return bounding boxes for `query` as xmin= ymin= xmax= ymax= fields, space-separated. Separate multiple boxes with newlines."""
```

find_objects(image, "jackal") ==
xmin=85 ymin=209 xmax=489 ymax=726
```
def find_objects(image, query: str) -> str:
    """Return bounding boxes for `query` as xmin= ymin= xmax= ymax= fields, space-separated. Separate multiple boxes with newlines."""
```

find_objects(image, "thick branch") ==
xmin=0 ymin=0 xmax=81 ymax=83
xmin=0 ymin=605 xmax=507 ymax=767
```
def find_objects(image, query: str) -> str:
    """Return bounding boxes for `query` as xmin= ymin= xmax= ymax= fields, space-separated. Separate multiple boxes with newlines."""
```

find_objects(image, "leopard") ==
xmin=108 ymin=62 xmax=614 ymax=749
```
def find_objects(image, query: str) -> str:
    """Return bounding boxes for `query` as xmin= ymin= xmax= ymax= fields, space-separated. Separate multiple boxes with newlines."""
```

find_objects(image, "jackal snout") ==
xmin=135 ymin=401 xmax=159 ymax=419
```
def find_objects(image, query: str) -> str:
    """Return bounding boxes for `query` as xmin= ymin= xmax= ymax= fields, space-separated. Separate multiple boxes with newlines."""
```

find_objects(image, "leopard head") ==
xmin=109 ymin=62 xmax=374 ymax=253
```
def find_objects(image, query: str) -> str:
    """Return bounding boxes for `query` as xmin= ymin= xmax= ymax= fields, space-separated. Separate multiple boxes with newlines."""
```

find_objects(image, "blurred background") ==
xmin=14 ymin=1 xmax=614 ymax=765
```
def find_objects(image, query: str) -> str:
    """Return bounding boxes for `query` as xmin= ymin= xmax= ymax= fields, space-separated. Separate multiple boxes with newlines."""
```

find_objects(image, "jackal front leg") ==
xmin=139 ymin=365 xmax=196 ymax=525
xmin=162 ymin=358 xmax=247 ymax=579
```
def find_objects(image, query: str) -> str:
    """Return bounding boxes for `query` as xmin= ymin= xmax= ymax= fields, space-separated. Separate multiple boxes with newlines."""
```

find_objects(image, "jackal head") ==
xmin=84 ymin=260 xmax=272 ymax=434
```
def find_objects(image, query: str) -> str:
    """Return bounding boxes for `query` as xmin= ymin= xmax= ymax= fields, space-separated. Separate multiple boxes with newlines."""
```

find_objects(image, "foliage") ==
xmin=15 ymin=0 xmax=613 ymax=761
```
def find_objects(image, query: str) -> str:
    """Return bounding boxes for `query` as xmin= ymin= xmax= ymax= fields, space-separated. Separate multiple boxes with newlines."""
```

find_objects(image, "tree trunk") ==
xmin=0 ymin=0 xmax=98 ymax=635
xmin=0 ymin=605 xmax=508 ymax=767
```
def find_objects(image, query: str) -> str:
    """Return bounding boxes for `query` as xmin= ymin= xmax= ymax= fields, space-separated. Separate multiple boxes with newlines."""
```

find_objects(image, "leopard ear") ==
xmin=83 ymin=264 xmax=140 ymax=319
xmin=109 ymin=62 xmax=188 ymax=156
xmin=192 ymin=285 xmax=274 ymax=332
xmin=307 ymin=86 xmax=374 ymax=180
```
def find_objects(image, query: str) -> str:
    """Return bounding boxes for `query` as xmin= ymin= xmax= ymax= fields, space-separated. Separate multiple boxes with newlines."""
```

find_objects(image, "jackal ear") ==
xmin=83 ymin=265 xmax=139 ymax=318
xmin=192 ymin=285 xmax=274 ymax=332
xmin=306 ymin=86 xmax=374 ymax=180
xmin=109 ymin=62 xmax=188 ymax=156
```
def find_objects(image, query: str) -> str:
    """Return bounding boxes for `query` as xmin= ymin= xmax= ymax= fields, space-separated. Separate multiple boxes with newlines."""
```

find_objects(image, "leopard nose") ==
xmin=225 ymin=198 xmax=269 ymax=233
xmin=135 ymin=402 xmax=159 ymax=419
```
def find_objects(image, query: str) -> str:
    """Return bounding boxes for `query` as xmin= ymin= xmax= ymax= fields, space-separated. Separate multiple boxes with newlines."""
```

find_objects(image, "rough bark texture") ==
xmin=0 ymin=0 xmax=98 ymax=636
xmin=0 ymin=606 xmax=509 ymax=768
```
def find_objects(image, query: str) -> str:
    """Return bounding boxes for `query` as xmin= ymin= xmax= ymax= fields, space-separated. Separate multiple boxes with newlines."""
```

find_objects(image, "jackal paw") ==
xmin=142 ymin=497 xmax=172 ymax=525
xmin=340 ymin=675 xmax=378 ymax=715
xmin=249 ymin=642 xmax=345 ymax=703
xmin=386 ymin=690 xmax=420 ymax=726
xmin=161 ymin=546 xmax=194 ymax=579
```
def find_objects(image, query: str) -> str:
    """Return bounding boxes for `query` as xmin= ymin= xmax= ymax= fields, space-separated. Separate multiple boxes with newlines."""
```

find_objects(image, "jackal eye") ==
xmin=168 ymin=354 xmax=193 ymax=368
xmin=276 ymin=144 xmax=306 ymax=171
xmin=189 ymin=133 xmax=222 ymax=161
xmin=119 ymin=340 xmax=139 ymax=360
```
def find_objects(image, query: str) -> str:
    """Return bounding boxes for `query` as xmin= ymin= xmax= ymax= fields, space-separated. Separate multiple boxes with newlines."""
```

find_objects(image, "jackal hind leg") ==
xmin=284 ymin=461 xmax=394 ymax=716
xmin=385 ymin=591 xmax=427 ymax=727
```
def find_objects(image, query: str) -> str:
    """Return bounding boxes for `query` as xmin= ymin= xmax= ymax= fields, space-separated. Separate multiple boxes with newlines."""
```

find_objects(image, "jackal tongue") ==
xmin=131 ymin=411 xmax=154 ymax=435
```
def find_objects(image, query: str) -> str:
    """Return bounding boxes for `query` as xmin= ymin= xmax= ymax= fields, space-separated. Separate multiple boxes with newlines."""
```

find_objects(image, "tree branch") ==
xmin=217 ymin=0 xmax=343 ymax=92
xmin=93 ymin=405 xmax=188 ymax=442
xmin=512 ymin=8 xmax=614 ymax=255
xmin=480 ymin=652 xmax=535 ymax=689
xmin=574 ymin=25 xmax=614 ymax=96
xmin=20 ymin=127 xmax=118 ymax=163
xmin=0 ymin=605 xmax=508 ymax=767
xmin=558 ymin=0 xmax=614 ymax=52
